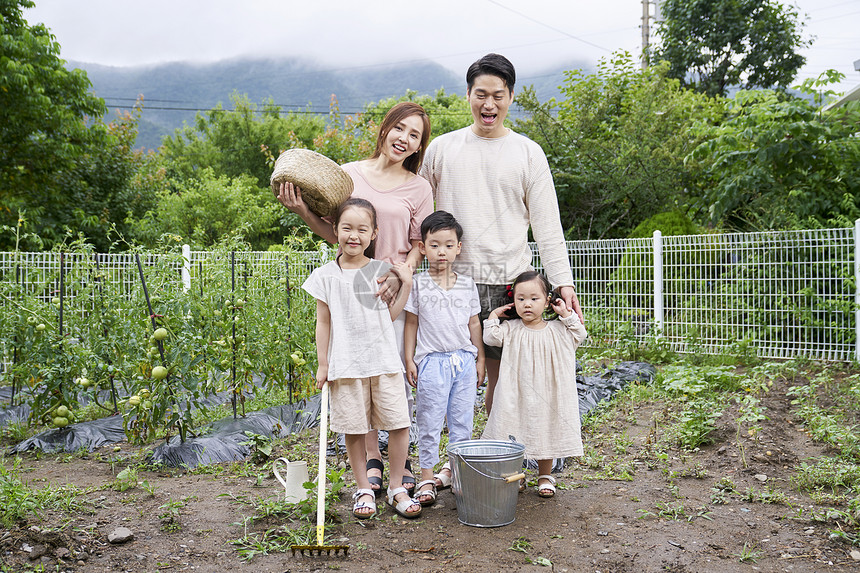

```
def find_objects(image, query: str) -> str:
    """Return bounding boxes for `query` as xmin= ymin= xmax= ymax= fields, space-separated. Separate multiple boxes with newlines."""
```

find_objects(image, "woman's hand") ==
xmin=277 ymin=182 xmax=311 ymax=217
xmin=376 ymin=272 xmax=402 ymax=305
xmin=376 ymin=262 xmax=412 ymax=305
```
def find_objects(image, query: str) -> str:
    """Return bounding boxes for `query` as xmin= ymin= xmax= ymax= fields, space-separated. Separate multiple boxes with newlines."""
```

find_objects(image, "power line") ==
xmin=485 ymin=0 xmax=613 ymax=53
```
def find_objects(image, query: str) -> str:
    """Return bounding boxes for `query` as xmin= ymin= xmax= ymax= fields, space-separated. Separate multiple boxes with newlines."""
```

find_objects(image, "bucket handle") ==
xmin=450 ymin=451 xmax=526 ymax=483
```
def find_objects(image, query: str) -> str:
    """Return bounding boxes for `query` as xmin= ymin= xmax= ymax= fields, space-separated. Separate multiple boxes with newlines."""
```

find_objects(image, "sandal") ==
xmin=366 ymin=458 xmax=385 ymax=498
xmin=386 ymin=486 xmax=422 ymax=519
xmin=433 ymin=462 xmax=452 ymax=490
xmin=402 ymin=459 xmax=416 ymax=493
xmin=414 ymin=479 xmax=437 ymax=507
xmin=536 ymin=474 xmax=556 ymax=498
xmin=352 ymin=488 xmax=377 ymax=519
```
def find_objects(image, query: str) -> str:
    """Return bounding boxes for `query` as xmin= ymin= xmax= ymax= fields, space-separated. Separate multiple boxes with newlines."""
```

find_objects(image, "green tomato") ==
xmin=51 ymin=297 xmax=60 ymax=305
xmin=140 ymin=388 xmax=151 ymax=398
xmin=128 ymin=395 xmax=141 ymax=406
xmin=53 ymin=416 xmax=69 ymax=428
xmin=151 ymin=365 xmax=168 ymax=380
xmin=213 ymin=310 xmax=222 ymax=317
xmin=279 ymin=277 xmax=287 ymax=285
xmin=56 ymin=405 xmax=70 ymax=417
xmin=153 ymin=327 xmax=168 ymax=341
xmin=35 ymin=324 xmax=46 ymax=332
xmin=142 ymin=400 xmax=152 ymax=410
xmin=27 ymin=316 xmax=36 ymax=325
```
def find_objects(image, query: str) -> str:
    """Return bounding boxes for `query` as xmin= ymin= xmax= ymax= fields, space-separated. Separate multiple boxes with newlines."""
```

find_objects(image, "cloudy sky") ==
xmin=24 ymin=0 xmax=860 ymax=94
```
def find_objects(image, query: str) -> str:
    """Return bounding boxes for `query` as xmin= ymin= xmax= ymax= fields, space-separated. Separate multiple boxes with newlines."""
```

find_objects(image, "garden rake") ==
xmin=291 ymin=382 xmax=349 ymax=557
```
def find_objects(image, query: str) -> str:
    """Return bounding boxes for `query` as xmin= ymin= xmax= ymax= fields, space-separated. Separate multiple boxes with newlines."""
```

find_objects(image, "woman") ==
xmin=277 ymin=101 xmax=433 ymax=517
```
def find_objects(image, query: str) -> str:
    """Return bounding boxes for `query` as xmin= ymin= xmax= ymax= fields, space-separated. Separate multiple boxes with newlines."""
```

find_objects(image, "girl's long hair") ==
xmin=333 ymin=197 xmax=377 ymax=267
xmin=368 ymin=102 xmax=431 ymax=174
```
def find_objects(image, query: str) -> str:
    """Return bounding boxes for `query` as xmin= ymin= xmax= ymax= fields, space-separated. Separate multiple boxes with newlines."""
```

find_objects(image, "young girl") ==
xmin=301 ymin=198 xmax=422 ymax=519
xmin=481 ymin=271 xmax=587 ymax=498
xmin=279 ymin=102 xmax=434 ymax=496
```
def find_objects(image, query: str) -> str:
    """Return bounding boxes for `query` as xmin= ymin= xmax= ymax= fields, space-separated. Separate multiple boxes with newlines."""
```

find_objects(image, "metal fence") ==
xmin=2 ymin=222 xmax=858 ymax=361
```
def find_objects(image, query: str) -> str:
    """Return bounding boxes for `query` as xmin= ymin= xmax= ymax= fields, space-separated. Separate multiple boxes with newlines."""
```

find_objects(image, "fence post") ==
xmin=653 ymin=230 xmax=663 ymax=332
xmin=855 ymin=220 xmax=860 ymax=362
xmin=182 ymin=244 xmax=191 ymax=292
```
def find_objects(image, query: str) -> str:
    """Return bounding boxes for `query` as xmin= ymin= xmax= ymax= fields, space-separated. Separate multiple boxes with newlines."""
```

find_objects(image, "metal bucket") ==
xmin=446 ymin=440 xmax=525 ymax=527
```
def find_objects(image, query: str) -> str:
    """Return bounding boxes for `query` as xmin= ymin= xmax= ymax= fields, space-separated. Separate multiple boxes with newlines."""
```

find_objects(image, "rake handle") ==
xmin=316 ymin=383 xmax=329 ymax=546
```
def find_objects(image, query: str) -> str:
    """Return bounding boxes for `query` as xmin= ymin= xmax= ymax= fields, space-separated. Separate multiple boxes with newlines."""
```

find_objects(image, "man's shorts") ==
xmin=476 ymin=283 xmax=510 ymax=361
xmin=329 ymin=372 xmax=411 ymax=434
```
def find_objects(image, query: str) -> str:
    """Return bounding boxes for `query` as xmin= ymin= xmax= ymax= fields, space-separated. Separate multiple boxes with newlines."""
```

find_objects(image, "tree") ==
xmin=687 ymin=73 xmax=860 ymax=231
xmin=653 ymin=0 xmax=809 ymax=97
xmin=515 ymin=54 xmax=722 ymax=240
xmin=159 ymin=94 xmax=326 ymax=189
xmin=127 ymin=168 xmax=283 ymax=249
xmin=0 ymin=1 xmax=157 ymax=251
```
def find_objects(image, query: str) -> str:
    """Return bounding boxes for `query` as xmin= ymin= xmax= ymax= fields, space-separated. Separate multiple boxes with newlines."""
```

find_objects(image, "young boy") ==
xmin=403 ymin=210 xmax=485 ymax=507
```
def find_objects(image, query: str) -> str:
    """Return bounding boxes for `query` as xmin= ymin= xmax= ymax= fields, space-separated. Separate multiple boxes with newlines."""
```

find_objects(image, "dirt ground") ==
xmin=3 ymin=370 xmax=860 ymax=573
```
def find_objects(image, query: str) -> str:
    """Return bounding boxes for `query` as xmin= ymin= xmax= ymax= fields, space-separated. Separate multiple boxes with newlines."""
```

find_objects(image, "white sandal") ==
xmin=414 ymin=479 xmax=437 ymax=507
xmin=536 ymin=474 xmax=556 ymax=498
xmin=386 ymin=486 xmax=422 ymax=518
xmin=433 ymin=462 xmax=453 ymax=490
xmin=352 ymin=488 xmax=377 ymax=519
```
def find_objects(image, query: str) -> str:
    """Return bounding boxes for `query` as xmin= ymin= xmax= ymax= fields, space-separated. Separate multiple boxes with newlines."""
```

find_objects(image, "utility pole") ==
xmin=641 ymin=0 xmax=661 ymax=69
xmin=641 ymin=0 xmax=650 ymax=69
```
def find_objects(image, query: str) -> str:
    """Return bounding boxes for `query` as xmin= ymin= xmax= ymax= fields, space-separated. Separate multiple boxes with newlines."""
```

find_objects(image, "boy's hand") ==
xmin=550 ymin=297 xmax=571 ymax=318
xmin=489 ymin=303 xmax=514 ymax=319
xmin=315 ymin=365 xmax=329 ymax=390
xmin=406 ymin=360 xmax=418 ymax=388
xmin=476 ymin=357 xmax=485 ymax=387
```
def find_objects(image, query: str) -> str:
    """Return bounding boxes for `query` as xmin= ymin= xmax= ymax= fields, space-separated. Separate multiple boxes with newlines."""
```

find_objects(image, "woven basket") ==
xmin=270 ymin=149 xmax=354 ymax=217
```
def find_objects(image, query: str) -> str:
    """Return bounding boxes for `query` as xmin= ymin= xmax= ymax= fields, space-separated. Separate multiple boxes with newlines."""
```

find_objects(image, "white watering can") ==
xmin=273 ymin=457 xmax=310 ymax=503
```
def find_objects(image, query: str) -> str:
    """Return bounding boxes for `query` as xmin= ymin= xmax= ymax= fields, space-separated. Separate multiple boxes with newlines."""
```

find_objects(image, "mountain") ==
xmin=71 ymin=57 xmax=593 ymax=150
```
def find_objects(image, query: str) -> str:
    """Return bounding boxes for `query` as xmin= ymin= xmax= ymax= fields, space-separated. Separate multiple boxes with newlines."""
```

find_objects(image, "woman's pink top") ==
xmin=341 ymin=162 xmax=433 ymax=264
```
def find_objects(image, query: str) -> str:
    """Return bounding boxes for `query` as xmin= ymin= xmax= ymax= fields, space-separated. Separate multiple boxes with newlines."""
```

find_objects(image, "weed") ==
xmin=508 ymin=537 xmax=532 ymax=553
xmin=231 ymin=523 xmax=316 ymax=561
xmin=240 ymin=431 xmax=275 ymax=464
xmin=792 ymin=457 xmax=860 ymax=491
xmin=743 ymin=486 xmax=789 ymax=505
xmin=733 ymin=541 xmax=763 ymax=563
xmin=0 ymin=457 xmax=92 ymax=527
xmin=159 ymin=496 xmax=195 ymax=532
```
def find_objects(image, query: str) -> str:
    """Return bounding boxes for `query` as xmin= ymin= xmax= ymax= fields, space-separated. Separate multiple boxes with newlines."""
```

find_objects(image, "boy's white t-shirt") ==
xmin=302 ymin=259 xmax=404 ymax=380
xmin=404 ymin=271 xmax=481 ymax=365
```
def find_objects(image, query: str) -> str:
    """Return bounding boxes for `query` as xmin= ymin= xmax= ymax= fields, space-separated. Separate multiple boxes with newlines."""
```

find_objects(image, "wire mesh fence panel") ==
xmin=1 ymin=226 xmax=857 ymax=368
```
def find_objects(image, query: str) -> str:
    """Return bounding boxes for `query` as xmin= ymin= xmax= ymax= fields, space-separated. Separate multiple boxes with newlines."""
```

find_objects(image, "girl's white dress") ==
xmin=481 ymin=314 xmax=587 ymax=460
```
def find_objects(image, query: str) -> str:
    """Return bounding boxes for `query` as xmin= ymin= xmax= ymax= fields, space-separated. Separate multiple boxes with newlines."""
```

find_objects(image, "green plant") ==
xmin=110 ymin=467 xmax=139 ymax=492
xmin=508 ymin=537 xmax=532 ymax=553
xmin=158 ymin=497 xmax=195 ymax=532
xmin=732 ymin=541 xmax=763 ymax=563
xmin=0 ymin=457 xmax=92 ymax=527
xmin=241 ymin=432 xmax=275 ymax=464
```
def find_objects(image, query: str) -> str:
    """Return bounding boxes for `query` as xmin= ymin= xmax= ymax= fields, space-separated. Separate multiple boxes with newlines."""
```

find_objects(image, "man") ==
xmin=419 ymin=53 xmax=583 ymax=415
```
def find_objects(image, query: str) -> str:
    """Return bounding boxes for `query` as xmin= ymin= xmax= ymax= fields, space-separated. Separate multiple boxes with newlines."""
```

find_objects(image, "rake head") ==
xmin=290 ymin=544 xmax=350 ymax=557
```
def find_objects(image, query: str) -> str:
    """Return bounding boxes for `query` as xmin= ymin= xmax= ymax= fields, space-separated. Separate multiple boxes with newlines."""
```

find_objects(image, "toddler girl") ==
xmin=302 ymin=198 xmax=421 ymax=519
xmin=481 ymin=270 xmax=587 ymax=497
